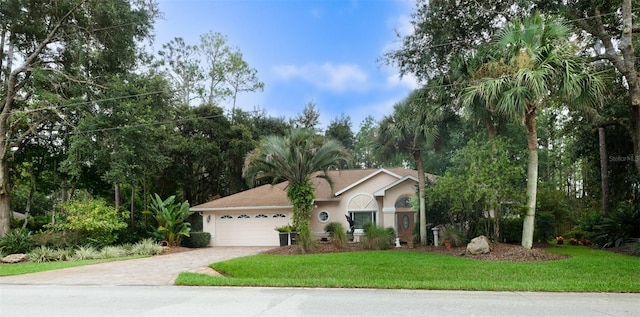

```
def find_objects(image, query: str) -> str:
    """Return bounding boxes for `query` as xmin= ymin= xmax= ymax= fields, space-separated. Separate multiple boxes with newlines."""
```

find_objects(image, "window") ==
xmin=349 ymin=211 xmax=376 ymax=230
xmin=317 ymin=210 xmax=330 ymax=223
xmin=238 ymin=214 xmax=250 ymax=219
xmin=220 ymin=215 xmax=232 ymax=219
xmin=395 ymin=195 xmax=412 ymax=208
xmin=273 ymin=214 xmax=286 ymax=218
xmin=255 ymin=214 xmax=268 ymax=218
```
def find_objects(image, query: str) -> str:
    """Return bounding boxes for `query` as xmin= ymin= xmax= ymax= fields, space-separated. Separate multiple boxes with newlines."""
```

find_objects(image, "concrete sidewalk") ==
xmin=0 ymin=246 xmax=271 ymax=286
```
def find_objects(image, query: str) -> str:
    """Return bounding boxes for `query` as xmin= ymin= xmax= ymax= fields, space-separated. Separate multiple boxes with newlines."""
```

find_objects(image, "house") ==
xmin=190 ymin=167 xmax=436 ymax=247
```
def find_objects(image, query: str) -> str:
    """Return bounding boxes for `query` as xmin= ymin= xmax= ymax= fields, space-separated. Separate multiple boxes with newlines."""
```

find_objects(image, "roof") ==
xmin=191 ymin=167 xmax=436 ymax=210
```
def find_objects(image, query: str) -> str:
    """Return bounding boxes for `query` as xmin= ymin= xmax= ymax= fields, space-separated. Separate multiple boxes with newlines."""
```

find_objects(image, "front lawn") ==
xmin=175 ymin=246 xmax=640 ymax=292
xmin=0 ymin=257 xmax=138 ymax=276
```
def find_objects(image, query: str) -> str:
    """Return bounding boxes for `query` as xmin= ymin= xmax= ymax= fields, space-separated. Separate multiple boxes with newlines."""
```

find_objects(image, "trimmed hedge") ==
xmin=183 ymin=231 xmax=211 ymax=248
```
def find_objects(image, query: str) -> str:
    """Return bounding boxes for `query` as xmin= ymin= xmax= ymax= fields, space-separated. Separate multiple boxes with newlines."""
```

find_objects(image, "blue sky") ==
xmin=153 ymin=0 xmax=420 ymax=131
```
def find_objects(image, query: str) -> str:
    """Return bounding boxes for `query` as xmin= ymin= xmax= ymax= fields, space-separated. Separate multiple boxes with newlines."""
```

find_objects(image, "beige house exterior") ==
xmin=191 ymin=168 xmax=436 ymax=247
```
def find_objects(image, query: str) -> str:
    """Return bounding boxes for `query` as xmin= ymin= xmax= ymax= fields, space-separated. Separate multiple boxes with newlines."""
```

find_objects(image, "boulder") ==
xmin=466 ymin=235 xmax=491 ymax=255
xmin=2 ymin=253 xmax=27 ymax=263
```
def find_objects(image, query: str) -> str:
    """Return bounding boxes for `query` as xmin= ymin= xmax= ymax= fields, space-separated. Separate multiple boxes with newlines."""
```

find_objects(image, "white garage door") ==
xmin=215 ymin=212 xmax=291 ymax=246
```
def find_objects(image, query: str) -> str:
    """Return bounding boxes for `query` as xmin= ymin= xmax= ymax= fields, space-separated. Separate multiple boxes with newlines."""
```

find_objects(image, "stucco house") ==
xmin=191 ymin=167 xmax=436 ymax=247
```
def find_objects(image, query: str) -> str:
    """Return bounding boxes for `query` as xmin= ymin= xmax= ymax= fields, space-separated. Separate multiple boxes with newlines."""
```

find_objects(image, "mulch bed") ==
xmin=260 ymin=241 xmax=571 ymax=262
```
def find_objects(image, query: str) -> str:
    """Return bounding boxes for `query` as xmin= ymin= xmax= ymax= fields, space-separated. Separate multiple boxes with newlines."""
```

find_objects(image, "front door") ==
xmin=396 ymin=212 xmax=415 ymax=243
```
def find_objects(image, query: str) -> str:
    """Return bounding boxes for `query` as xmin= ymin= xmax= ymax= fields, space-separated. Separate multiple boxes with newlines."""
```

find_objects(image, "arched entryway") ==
xmin=395 ymin=194 xmax=416 ymax=243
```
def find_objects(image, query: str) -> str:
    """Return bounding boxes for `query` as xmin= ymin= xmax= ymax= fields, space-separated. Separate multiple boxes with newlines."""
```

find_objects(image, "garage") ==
xmin=212 ymin=211 xmax=291 ymax=246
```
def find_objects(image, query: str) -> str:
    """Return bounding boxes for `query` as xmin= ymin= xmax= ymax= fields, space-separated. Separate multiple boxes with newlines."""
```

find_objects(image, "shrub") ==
xmin=182 ymin=231 xmax=211 ymax=248
xmin=47 ymin=198 xmax=128 ymax=248
xmin=593 ymin=202 xmax=640 ymax=248
xmin=131 ymin=238 xmax=163 ymax=256
xmin=70 ymin=246 xmax=101 ymax=261
xmin=362 ymin=224 xmax=395 ymax=250
xmin=501 ymin=218 xmax=522 ymax=243
xmin=324 ymin=222 xmax=347 ymax=249
xmin=32 ymin=230 xmax=77 ymax=249
xmin=27 ymin=246 xmax=70 ymax=263
xmin=100 ymin=245 xmax=129 ymax=258
xmin=0 ymin=228 xmax=34 ymax=254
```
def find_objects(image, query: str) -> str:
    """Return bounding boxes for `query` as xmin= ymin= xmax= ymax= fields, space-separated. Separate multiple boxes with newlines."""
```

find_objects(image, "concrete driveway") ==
xmin=0 ymin=246 xmax=271 ymax=286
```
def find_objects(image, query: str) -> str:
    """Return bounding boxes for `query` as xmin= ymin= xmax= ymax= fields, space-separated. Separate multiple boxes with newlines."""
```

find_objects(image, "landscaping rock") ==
xmin=2 ymin=253 xmax=27 ymax=263
xmin=466 ymin=236 xmax=491 ymax=255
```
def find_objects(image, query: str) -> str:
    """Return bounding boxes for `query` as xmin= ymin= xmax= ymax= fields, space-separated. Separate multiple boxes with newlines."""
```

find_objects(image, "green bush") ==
xmin=70 ymin=246 xmax=101 ymax=261
xmin=182 ymin=231 xmax=211 ymax=248
xmin=47 ymin=198 xmax=128 ymax=248
xmin=594 ymin=202 xmax=640 ymax=248
xmin=501 ymin=218 xmax=523 ymax=243
xmin=32 ymin=230 xmax=77 ymax=249
xmin=0 ymin=228 xmax=34 ymax=254
xmin=324 ymin=222 xmax=347 ymax=249
xmin=27 ymin=246 xmax=70 ymax=263
xmin=362 ymin=224 xmax=395 ymax=250
xmin=130 ymin=238 xmax=163 ymax=256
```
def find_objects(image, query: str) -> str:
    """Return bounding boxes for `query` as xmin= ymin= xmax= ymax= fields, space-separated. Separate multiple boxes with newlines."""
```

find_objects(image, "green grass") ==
xmin=0 ymin=256 xmax=143 ymax=277
xmin=175 ymin=246 xmax=640 ymax=292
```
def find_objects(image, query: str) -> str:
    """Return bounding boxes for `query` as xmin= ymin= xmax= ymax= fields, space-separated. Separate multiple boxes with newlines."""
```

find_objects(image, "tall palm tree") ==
xmin=463 ymin=13 xmax=604 ymax=249
xmin=243 ymin=128 xmax=349 ymax=252
xmin=378 ymin=88 xmax=442 ymax=245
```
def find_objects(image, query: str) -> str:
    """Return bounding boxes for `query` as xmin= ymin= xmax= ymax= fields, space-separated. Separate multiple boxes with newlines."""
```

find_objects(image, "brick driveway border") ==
xmin=0 ymin=246 xmax=272 ymax=286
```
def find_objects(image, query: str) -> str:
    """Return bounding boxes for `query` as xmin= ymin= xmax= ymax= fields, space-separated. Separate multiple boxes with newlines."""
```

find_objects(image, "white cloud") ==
xmin=386 ymin=72 xmax=420 ymax=90
xmin=273 ymin=62 xmax=369 ymax=93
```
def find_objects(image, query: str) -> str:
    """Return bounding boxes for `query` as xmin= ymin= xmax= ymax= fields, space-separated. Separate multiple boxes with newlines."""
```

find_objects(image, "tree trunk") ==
xmin=414 ymin=151 xmax=427 ymax=246
xmin=521 ymin=109 xmax=539 ymax=249
xmin=598 ymin=127 xmax=610 ymax=217
xmin=0 ymin=156 xmax=10 ymax=236
xmin=114 ymin=183 xmax=121 ymax=210
xmin=130 ymin=184 xmax=135 ymax=227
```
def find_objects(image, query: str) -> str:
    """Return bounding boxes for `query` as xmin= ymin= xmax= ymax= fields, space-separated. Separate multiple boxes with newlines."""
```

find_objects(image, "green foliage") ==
xmin=324 ymin=222 xmax=347 ymax=249
xmin=594 ymin=202 xmax=640 ymax=248
xmin=47 ymin=199 xmax=128 ymax=248
xmin=27 ymin=246 xmax=71 ymax=263
xmin=501 ymin=218 xmax=523 ymax=243
xmin=130 ymin=238 xmax=164 ymax=256
xmin=275 ymin=225 xmax=292 ymax=233
xmin=183 ymin=231 xmax=211 ymax=248
xmin=243 ymin=128 xmax=349 ymax=253
xmin=70 ymin=246 xmax=101 ymax=261
xmin=427 ymin=138 xmax=525 ymax=241
xmin=0 ymin=228 xmax=34 ymax=254
xmin=147 ymin=194 xmax=193 ymax=247
xmin=440 ymin=226 xmax=467 ymax=247
xmin=535 ymin=186 xmax=571 ymax=242
xmin=362 ymin=224 xmax=396 ymax=250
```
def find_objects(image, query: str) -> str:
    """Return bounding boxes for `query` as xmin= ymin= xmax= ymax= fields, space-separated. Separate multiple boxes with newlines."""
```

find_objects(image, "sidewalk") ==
xmin=0 ymin=246 xmax=271 ymax=286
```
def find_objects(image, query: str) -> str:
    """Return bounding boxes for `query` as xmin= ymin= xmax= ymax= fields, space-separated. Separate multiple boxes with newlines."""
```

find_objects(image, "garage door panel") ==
xmin=215 ymin=212 xmax=291 ymax=246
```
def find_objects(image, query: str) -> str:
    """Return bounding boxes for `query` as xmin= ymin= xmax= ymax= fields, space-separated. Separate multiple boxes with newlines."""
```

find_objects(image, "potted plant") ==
xmin=275 ymin=225 xmax=291 ymax=246
xmin=440 ymin=226 xmax=465 ymax=249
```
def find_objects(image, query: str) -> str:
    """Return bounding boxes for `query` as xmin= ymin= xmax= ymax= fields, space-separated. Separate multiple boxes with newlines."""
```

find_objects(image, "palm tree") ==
xmin=378 ymin=88 xmax=442 ymax=245
xmin=462 ymin=13 xmax=604 ymax=249
xmin=243 ymin=128 xmax=349 ymax=252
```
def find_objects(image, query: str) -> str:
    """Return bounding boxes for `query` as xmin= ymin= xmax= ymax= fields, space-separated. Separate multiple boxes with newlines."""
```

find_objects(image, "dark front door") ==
xmin=396 ymin=212 xmax=415 ymax=243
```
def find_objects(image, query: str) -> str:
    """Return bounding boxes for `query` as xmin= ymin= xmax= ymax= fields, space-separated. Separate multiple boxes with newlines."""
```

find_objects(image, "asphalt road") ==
xmin=1 ymin=285 xmax=638 ymax=317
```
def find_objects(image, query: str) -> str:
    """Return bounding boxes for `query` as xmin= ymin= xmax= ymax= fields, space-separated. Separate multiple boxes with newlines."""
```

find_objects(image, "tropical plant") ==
xmin=462 ymin=13 xmax=604 ymax=249
xmin=440 ymin=226 xmax=466 ymax=248
xmin=0 ymin=228 xmax=34 ymax=254
xmin=243 ymin=128 xmax=349 ymax=252
xmin=593 ymin=202 xmax=640 ymax=248
xmin=147 ymin=194 xmax=194 ymax=247
xmin=377 ymin=88 xmax=443 ymax=245
xmin=130 ymin=238 xmax=164 ymax=256
xmin=27 ymin=246 xmax=71 ymax=263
